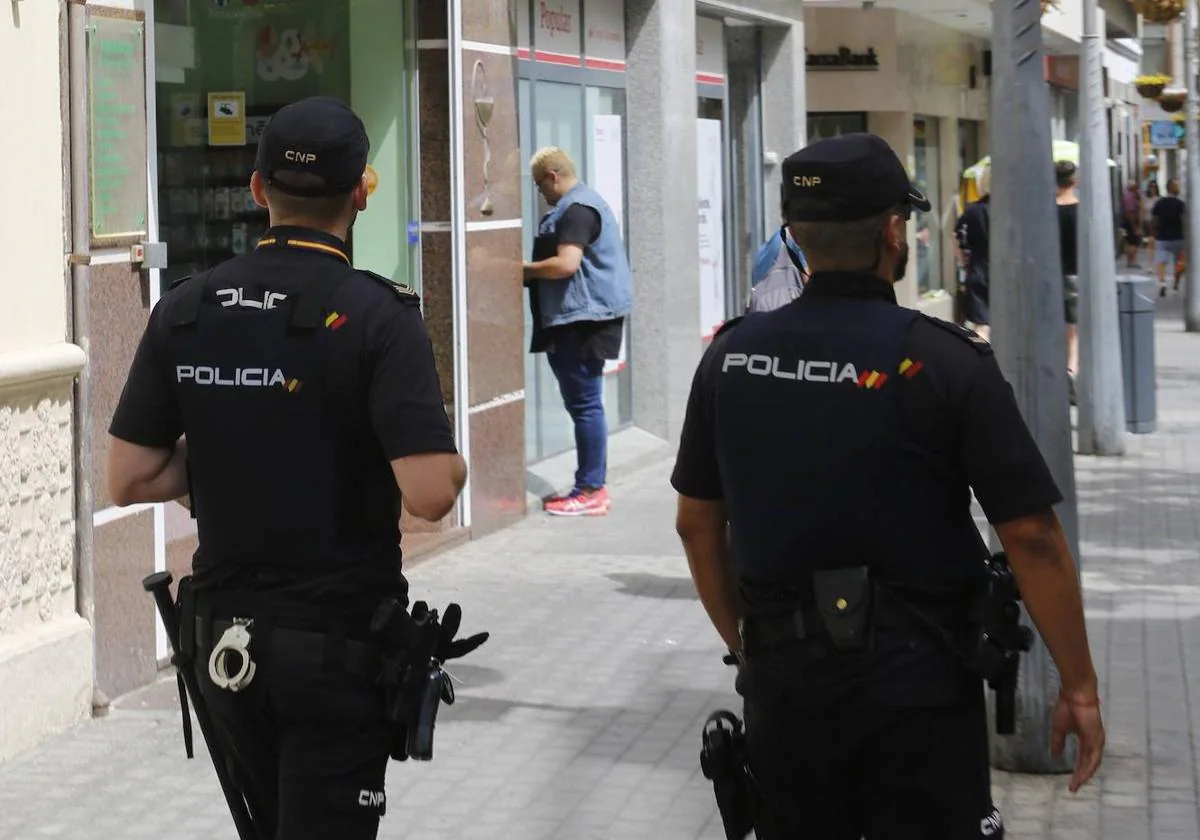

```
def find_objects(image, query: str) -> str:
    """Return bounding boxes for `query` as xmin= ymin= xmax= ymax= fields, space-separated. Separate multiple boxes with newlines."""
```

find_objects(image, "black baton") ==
xmin=143 ymin=571 xmax=260 ymax=840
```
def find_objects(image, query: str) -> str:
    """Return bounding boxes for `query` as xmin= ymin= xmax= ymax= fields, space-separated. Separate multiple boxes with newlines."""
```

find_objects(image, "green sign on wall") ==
xmin=87 ymin=12 xmax=149 ymax=245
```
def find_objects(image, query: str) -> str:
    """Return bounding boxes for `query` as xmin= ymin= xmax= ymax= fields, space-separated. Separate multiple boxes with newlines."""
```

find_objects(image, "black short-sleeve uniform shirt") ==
xmin=670 ymin=272 xmax=1063 ymax=706
xmin=671 ymin=271 xmax=1062 ymax=522
xmin=109 ymin=226 xmax=457 ymax=598
xmin=527 ymin=202 xmax=624 ymax=359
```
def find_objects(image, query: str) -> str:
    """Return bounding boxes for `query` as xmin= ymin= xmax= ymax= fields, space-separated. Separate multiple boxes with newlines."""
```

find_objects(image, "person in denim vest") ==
xmin=523 ymin=147 xmax=633 ymax=516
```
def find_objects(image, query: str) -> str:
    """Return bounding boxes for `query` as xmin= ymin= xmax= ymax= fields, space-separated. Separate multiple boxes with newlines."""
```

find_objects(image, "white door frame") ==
xmin=447 ymin=0 xmax=473 ymax=529
xmin=141 ymin=3 xmax=169 ymax=662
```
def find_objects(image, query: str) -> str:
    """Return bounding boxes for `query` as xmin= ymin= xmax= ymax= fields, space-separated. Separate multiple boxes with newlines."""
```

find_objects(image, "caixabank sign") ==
xmin=806 ymin=46 xmax=880 ymax=71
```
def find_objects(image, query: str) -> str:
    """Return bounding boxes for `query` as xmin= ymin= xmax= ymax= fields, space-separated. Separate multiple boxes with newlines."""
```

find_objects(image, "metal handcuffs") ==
xmin=208 ymin=618 xmax=256 ymax=692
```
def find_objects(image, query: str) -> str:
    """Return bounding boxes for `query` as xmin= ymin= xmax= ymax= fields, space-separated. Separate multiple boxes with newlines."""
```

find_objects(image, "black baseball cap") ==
xmin=254 ymin=97 xmax=370 ymax=197
xmin=782 ymin=133 xmax=931 ymax=223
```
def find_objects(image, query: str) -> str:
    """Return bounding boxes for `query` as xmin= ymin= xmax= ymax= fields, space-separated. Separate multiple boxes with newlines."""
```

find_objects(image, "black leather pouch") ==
xmin=813 ymin=567 xmax=872 ymax=652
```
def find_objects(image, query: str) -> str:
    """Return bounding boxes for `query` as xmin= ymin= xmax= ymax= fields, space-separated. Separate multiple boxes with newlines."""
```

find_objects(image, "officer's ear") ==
xmin=353 ymin=173 xmax=370 ymax=212
xmin=250 ymin=171 xmax=270 ymax=210
xmin=884 ymin=212 xmax=906 ymax=253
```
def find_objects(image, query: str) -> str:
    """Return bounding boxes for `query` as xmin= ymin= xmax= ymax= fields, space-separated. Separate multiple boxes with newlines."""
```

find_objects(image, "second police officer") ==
xmin=672 ymin=133 xmax=1105 ymax=838
xmin=106 ymin=97 xmax=486 ymax=840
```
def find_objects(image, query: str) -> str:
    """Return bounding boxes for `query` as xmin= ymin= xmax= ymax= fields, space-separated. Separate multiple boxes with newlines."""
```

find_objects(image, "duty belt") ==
xmin=740 ymin=584 xmax=968 ymax=657
xmin=196 ymin=616 xmax=381 ymax=682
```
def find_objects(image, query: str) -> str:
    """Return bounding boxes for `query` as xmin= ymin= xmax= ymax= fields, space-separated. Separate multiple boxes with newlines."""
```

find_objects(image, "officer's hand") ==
xmin=1050 ymin=691 xmax=1105 ymax=792
xmin=440 ymin=631 xmax=489 ymax=661
xmin=435 ymin=602 xmax=489 ymax=662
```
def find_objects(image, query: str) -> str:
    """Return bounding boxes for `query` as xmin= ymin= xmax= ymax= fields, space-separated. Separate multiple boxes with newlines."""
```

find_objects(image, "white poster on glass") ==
xmin=592 ymin=113 xmax=628 ymax=374
xmin=697 ymin=118 xmax=725 ymax=340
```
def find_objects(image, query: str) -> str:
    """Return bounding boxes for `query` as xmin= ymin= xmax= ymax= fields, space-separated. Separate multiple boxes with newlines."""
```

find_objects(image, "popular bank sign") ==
xmin=539 ymin=1 xmax=573 ymax=36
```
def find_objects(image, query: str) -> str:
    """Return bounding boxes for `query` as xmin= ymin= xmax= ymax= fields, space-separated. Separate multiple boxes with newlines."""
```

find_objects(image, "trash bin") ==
xmin=1116 ymin=275 xmax=1157 ymax=433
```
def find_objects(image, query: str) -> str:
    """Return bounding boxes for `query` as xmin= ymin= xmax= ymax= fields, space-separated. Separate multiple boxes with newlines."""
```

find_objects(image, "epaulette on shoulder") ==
xmin=165 ymin=271 xmax=209 ymax=328
xmin=359 ymin=270 xmax=421 ymax=306
xmin=714 ymin=316 xmax=745 ymax=338
xmin=920 ymin=313 xmax=993 ymax=355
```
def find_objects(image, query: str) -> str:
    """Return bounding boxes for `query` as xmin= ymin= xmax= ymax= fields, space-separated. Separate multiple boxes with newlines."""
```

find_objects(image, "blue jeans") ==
xmin=547 ymin=332 xmax=608 ymax=493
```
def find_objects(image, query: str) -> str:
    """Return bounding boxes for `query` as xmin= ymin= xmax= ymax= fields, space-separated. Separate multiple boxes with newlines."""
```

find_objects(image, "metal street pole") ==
xmin=1186 ymin=0 xmax=1200 ymax=332
xmin=989 ymin=0 xmax=1081 ymax=773
xmin=1077 ymin=0 xmax=1127 ymax=454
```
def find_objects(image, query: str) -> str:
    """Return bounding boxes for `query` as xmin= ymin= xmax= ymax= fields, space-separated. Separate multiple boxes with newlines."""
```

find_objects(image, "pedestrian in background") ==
xmin=954 ymin=165 xmax=991 ymax=340
xmin=1142 ymin=180 xmax=1161 ymax=264
xmin=523 ymin=147 xmax=633 ymax=517
xmin=1056 ymin=160 xmax=1080 ymax=403
xmin=747 ymin=206 xmax=809 ymax=313
xmin=1151 ymin=178 xmax=1187 ymax=297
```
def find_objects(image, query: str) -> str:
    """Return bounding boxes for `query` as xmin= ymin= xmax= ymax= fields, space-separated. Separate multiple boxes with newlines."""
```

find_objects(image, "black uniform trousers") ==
xmin=738 ymin=638 xmax=1003 ymax=840
xmin=195 ymin=607 xmax=393 ymax=840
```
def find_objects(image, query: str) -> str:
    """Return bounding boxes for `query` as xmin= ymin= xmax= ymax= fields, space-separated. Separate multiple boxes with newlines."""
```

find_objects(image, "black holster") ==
xmin=700 ymin=711 xmax=755 ymax=840
xmin=371 ymin=598 xmax=453 ymax=763
xmin=963 ymin=553 xmax=1034 ymax=734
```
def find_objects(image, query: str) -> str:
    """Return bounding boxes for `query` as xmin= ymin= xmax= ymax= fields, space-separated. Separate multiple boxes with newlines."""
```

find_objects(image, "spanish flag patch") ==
xmin=856 ymin=370 xmax=888 ymax=390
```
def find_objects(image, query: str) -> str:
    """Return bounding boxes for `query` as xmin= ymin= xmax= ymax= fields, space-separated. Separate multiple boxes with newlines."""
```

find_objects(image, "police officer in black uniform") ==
xmin=107 ymin=97 xmax=478 ymax=840
xmin=672 ymin=133 xmax=1105 ymax=839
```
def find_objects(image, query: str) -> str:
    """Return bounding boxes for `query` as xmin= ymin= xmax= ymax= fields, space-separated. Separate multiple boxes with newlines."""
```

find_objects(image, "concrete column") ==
xmin=1078 ymin=2 xmax=1127 ymax=451
xmin=989 ymin=0 xmax=1081 ymax=773
xmin=625 ymin=0 xmax=700 ymax=442
xmin=1171 ymin=19 xmax=1186 ymax=82
xmin=1185 ymin=0 xmax=1200 ymax=332
xmin=758 ymin=15 xmax=807 ymax=241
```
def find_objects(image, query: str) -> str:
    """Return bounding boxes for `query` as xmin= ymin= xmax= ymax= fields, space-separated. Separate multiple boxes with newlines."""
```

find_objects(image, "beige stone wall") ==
xmin=0 ymin=362 xmax=92 ymax=760
xmin=0 ymin=384 xmax=77 ymax=634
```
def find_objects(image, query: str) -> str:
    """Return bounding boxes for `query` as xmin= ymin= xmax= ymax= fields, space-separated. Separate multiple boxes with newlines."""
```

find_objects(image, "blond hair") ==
xmin=530 ymin=146 xmax=577 ymax=179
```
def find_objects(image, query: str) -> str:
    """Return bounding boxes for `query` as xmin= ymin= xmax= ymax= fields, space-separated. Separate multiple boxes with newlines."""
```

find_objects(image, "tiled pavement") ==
xmin=1 ymin=287 xmax=1198 ymax=840
xmin=986 ymin=286 xmax=1200 ymax=840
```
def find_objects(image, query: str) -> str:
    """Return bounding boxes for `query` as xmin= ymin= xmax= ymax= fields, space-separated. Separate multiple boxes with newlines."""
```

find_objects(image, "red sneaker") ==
xmin=544 ymin=487 xmax=611 ymax=517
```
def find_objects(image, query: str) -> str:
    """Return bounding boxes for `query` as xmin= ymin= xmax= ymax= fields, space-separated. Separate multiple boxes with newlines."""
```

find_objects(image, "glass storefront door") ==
xmin=524 ymin=79 xmax=585 ymax=462
xmin=152 ymin=0 xmax=419 ymax=295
